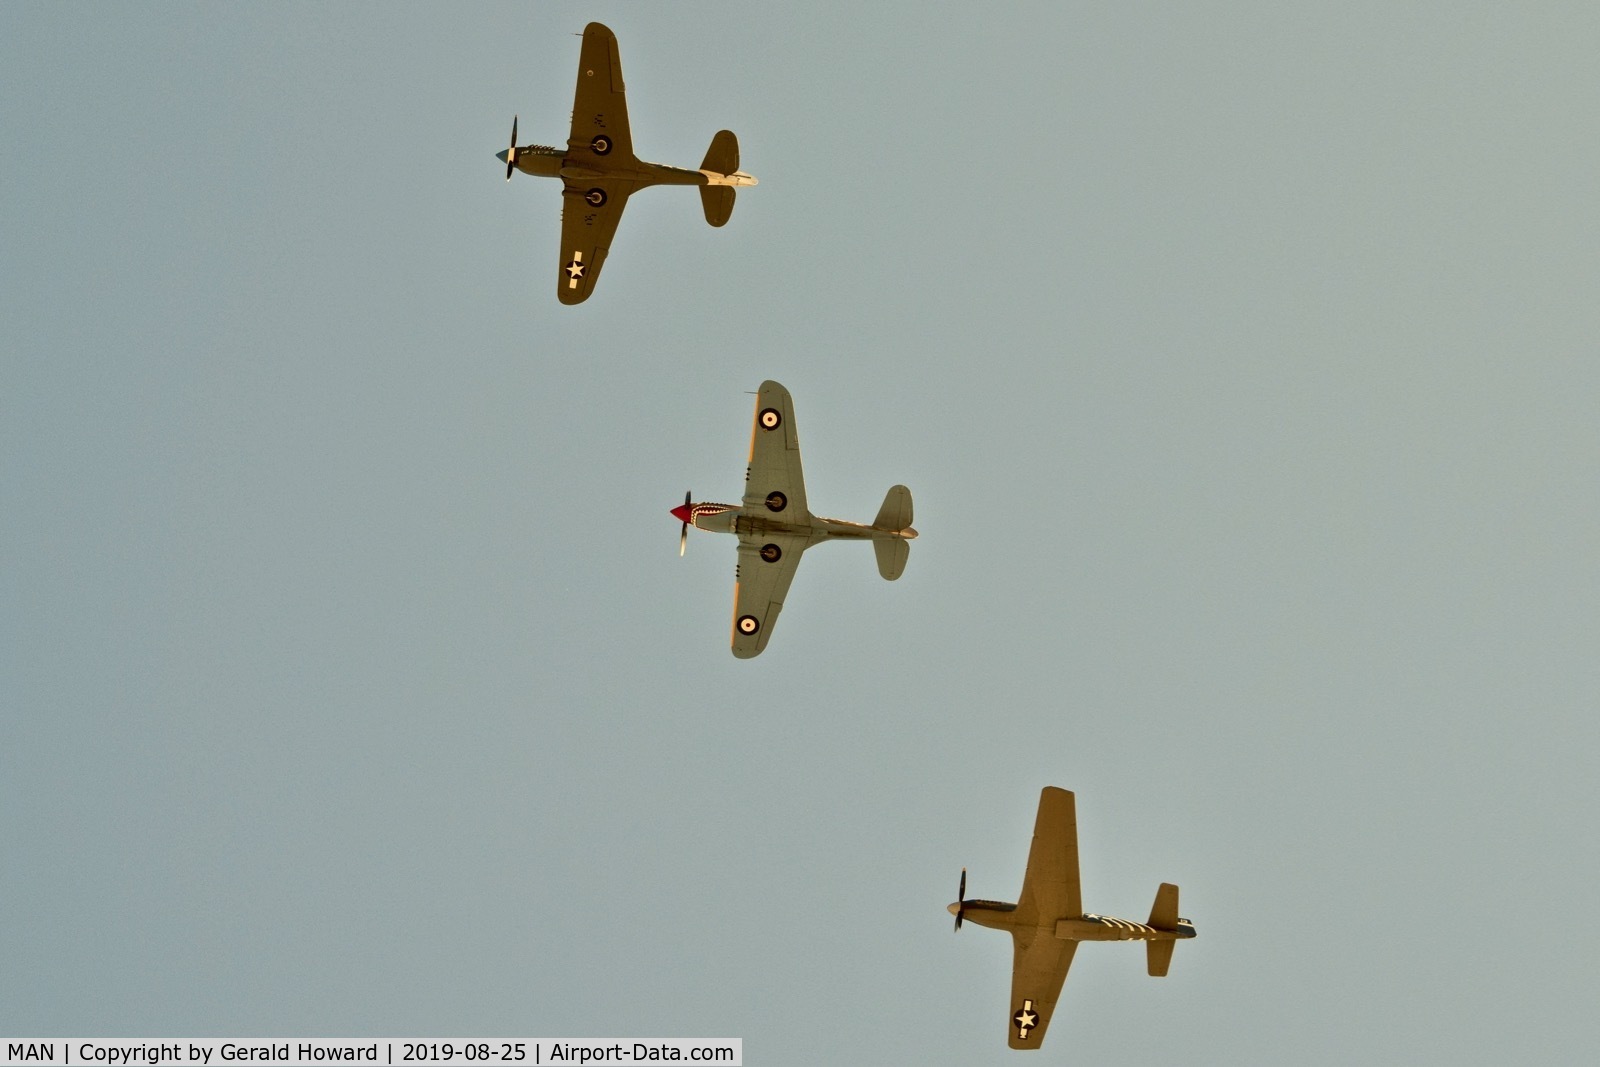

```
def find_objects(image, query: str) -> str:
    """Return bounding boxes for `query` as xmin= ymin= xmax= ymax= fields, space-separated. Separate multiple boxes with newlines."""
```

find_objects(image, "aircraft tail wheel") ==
xmin=758 ymin=407 xmax=782 ymax=430
xmin=591 ymin=135 xmax=612 ymax=155
xmin=759 ymin=543 xmax=782 ymax=563
xmin=736 ymin=614 xmax=760 ymax=635
xmin=764 ymin=491 xmax=787 ymax=512
xmin=585 ymin=188 xmax=607 ymax=206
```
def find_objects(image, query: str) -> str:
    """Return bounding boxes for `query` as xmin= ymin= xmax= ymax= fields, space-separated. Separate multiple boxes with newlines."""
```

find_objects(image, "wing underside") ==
xmin=557 ymin=179 xmax=633 ymax=304
xmin=1008 ymin=932 xmax=1077 ymax=1049
xmin=1016 ymin=787 xmax=1082 ymax=922
xmin=742 ymin=380 xmax=807 ymax=517
xmin=568 ymin=22 xmax=633 ymax=162
xmin=730 ymin=534 xmax=808 ymax=658
xmin=728 ymin=381 xmax=811 ymax=658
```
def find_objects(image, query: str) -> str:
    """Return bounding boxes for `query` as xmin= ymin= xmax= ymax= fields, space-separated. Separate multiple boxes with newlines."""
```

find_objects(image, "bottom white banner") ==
xmin=1 ymin=1042 xmax=741 ymax=1067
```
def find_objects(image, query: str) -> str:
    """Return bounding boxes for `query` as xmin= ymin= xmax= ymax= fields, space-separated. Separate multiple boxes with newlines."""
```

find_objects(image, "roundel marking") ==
xmin=759 ymin=543 xmax=782 ymax=563
xmin=585 ymin=188 xmax=607 ymax=206
xmin=758 ymin=407 xmax=782 ymax=430
xmin=591 ymin=135 xmax=612 ymax=155
xmin=737 ymin=614 xmax=761 ymax=635
xmin=765 ymin=491 xmax=787 ymax=512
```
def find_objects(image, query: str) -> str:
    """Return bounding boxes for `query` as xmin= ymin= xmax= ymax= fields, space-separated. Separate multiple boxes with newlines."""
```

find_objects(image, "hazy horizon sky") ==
xmin=5 ymin=3 xmax=1599 ymax=1063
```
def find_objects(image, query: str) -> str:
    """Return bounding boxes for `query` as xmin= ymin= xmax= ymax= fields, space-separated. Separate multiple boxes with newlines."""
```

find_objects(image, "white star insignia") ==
xmin=1013 ymin=999 xmax=1039 ymax=1038
xmin=565 ymin=259 xmax=586 ymax=280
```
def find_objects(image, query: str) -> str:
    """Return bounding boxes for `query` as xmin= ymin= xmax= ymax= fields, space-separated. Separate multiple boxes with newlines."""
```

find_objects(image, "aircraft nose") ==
xmin=670 ymin=503 xmax=692 ymax=523
xmin=946 ymin=902 xmax=960 ymax=916
xmin=495 ymin=149 xmax=510 ymax=164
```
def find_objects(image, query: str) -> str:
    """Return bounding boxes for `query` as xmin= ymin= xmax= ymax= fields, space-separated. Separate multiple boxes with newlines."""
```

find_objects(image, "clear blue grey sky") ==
xmin=5 ymin=2 xmax=1599 ymax=1062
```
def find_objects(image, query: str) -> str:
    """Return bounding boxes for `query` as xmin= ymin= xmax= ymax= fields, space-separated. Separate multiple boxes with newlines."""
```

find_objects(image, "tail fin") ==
xmin=1146 ymin=883 xmax=1180 ymax=977
xmin=699 ymin=131 xmax=739 ymax=226
xmin=874 ymin=539 xmax=909 ymax=581
xmin=873 ymin=485 xmax=913 ymax=531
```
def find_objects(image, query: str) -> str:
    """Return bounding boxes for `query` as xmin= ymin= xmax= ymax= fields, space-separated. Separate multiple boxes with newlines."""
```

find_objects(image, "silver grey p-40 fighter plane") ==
xmin=496 ymin=22 xmax=757 ymax=304
xmin=671 ymin=381 xmax=917 ymax=659
xmin=950 ymin=788 xmax=1196 ymax=1050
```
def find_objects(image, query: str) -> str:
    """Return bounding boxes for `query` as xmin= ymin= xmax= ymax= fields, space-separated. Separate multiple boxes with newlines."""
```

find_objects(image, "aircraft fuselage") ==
xmin=680 ymin=502 xmax=918 ymax=546
xmin=501 ymin=145 xmax=756 ymax=190
xmin=952 ymin=900 xmax=1196 ymax=943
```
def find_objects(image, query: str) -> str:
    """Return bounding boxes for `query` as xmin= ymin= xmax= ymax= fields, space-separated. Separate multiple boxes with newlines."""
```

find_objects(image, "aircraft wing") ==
xmin=567 ymin=22 xmax=634 ymax=162
xmin=741 ymin=380 xmax=808 ymax=518
xmin=730 ymin=534 xmax=809 ymax=659
xmin=557 ymin=179 xmax=633 ymax=305
xmin=1016 ymin=787 xmax=1083 ymax=921
xmin=1007 ymin=931 xmax=1077 ymax=1049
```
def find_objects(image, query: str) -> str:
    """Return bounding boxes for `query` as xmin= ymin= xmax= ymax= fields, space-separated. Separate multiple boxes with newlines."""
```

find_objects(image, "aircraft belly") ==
xmin=1055 ymin=917 xmax=1155 ymax=942
xmin=734 ymin=514 xmax=810 ymax=539
xmin=519 ymin=155 xmax=563 ymax=178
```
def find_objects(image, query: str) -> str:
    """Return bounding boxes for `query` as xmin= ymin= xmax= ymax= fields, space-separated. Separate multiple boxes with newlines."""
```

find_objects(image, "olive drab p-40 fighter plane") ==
xmin=670 ymin=381 xmax=918 ymax=659
xmin=949 ymin=788 xmax=1196 ymax=1050
xmin=496 ymin=22 xmax=758 ymax=305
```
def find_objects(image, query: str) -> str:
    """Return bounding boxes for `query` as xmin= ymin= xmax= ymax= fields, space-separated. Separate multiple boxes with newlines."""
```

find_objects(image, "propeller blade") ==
xmin=505 ymin=115 xmax=518 ymax=180
xmin=678 ymin=491 xmax=692 ymax=556
xmin=954 ymin=867 xmax=966 ymax=931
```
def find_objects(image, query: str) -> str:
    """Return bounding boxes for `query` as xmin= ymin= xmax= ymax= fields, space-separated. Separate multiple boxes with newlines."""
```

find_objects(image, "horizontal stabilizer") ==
xmin=873 ymin=485 xmax=913 ymax=531
xmin=1147 ymin=940 xmax=1175 ymax=977
xmin=1147 ymin=882 xmax=1180 ymax=976
xmin=1148 ymin=882 xmax=1179 ymax=930
xmin=874 ymin=538 xmax=909 ymax=581
xmin=701 ymin=129 xmax=739 ymax=175
xmin=700 ymin=185 xmax=735 ymax=227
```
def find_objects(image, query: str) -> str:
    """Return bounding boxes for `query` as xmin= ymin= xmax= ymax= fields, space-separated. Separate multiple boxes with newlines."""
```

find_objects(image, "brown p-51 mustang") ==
xmin=950 ymin=788 xmax=1197 ymax=1049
